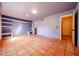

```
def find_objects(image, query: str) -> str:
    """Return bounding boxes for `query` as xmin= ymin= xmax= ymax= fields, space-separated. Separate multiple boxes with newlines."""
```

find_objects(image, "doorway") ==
xmin=61 ymin=14 xmax=73 ymax=42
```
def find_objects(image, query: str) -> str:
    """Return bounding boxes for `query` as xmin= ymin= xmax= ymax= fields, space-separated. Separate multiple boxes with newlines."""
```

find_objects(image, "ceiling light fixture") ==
xmin=32 ymin=9 xmax=37 ymax=14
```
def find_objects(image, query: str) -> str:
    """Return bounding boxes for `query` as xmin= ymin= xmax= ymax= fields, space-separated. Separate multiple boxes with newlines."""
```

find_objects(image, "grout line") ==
xmin=12 ymin=41 xmax=20 ymax=56
xmin=40 ymin=45 xmax=53 ymax=56
xmin=51 ymin=42 xmax=60 ymax=56
xmin=72 ymin=43 xmax=77 ymax=56
xmin=64 ymin=39 xmax=67 ymax=56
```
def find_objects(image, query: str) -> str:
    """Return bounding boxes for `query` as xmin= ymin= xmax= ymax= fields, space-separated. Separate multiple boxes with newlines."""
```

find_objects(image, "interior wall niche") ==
xmin=1 ymin=15 xmax=32 ymax=37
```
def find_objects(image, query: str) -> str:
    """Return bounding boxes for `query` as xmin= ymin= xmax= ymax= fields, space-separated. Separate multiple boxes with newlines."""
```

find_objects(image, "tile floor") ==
xmin=0 ymin=35 xmax=79 ymax=56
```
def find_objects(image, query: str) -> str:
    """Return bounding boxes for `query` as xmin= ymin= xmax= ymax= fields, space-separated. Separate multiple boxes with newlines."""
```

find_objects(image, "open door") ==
xmin=61 ymin=13 xmax=78 ymax=47
xmin=61 ymin=14 xmax=73 ymax=39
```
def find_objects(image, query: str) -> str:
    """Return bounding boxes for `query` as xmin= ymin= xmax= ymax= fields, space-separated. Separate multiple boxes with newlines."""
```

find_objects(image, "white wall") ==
xmin=37 ymin=10 xmax=74 ymax=39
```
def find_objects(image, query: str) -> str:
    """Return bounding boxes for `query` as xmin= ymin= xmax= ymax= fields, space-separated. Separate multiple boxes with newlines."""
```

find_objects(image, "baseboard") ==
xmin=36 ymin=34 xmax=60 ymax=39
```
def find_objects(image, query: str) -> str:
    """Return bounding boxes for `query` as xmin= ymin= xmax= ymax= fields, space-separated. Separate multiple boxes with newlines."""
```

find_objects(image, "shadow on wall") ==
xmin=13 ymin=21 xmax=32 ymax=36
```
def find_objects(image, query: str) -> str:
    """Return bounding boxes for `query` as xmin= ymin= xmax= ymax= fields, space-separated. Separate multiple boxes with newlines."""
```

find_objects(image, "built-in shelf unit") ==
xmin=1 ymin=17 xmax=13 ymax=37
xmin=1 ymin=15 xmax=32 ymax=37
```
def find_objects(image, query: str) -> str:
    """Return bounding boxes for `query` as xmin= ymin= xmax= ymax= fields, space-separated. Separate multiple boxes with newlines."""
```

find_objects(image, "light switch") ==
xmin=56 ymin=26 xmax=58 ymax=29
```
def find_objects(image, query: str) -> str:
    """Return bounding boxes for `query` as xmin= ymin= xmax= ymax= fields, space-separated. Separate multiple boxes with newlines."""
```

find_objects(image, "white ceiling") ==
xmin=1 ymin=2 xmax=77 ymax=20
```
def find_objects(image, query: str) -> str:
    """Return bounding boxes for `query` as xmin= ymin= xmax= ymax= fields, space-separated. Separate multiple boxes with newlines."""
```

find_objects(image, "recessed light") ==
xmin=26 ymin=14 xmax=29 ymax=16
xmin=32 ymin=9 xmax=37 ymax=14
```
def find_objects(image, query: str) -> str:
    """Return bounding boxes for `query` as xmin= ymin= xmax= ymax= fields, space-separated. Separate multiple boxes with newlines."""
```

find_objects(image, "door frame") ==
xmin=60 ymin=14 xmax=73 ymax=40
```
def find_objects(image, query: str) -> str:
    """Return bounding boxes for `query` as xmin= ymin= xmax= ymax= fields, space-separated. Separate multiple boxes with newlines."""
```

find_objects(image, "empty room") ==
xmin=0 ymin=2 xmax=79 ymax=56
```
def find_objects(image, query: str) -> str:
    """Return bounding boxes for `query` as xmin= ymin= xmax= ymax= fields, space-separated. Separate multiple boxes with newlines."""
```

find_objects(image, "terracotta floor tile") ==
xmin=47 ymin=48 xmax=55 ymax=54
xmin=54 ymin=51 xmax=65 ymax=56
xmin=0 ymin=53 xmax=7 ymax=56
xmin=57 ymin=47 xmax=65 ymax=52
xmin=65 ymin=51 xmax=75 ymax=56
xmin=54 ymin=48 xmax=65 ymax=56
xmin=6 ymin=50 xmax=17 ymax=56
xmin=51 ymin=45 xmax=58 ymax=49
xmin=1 ymin=49 xmax=6 ymax=54
xmin=66 ymin=48 xmax=74 ymax=53
xmin=28 ymin=49 xmax=36 ymax=54
xmin=7 ymin=53 xmax=18 ymax=56
xmin=37 ymin=49 xmax=46 ymax=54
xmin=32 ymin=52 xmax=42 ymax=56
xmin=17 ymin=49 xmax=30 ymax=56
xmin=43 ymin=51 xmax=54 ymax=56
xmin=41 ymin=46 xmax=49 ymax=51
xmin=0 ymin=35 xmax=78 ymax=56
